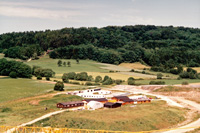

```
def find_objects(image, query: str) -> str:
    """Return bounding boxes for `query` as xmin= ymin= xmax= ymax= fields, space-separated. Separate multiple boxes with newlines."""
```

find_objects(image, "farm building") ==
xmin=83 ymin=98 xmax=108 ymax=103
xmin=137 ymin=98 xmax=151 ymax=104
xmin=87 ymin=101 xmax=104 ymax=110
xmin=57 ymin=101 xmax=84 ymax=108
xmin=104 ymin=102 xmax=122 ymax=108
xmin=111 ymin=96 xmax=134 ymax=105
xmin=111 ymin=96 xmax=130 ymax=101
xmin=76 ymin=93 xmax=105 ymax=98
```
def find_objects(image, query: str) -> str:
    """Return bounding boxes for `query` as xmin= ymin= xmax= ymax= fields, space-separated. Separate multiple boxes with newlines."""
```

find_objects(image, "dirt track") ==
xmin=162 ymin=97 xmax=200 ymax=133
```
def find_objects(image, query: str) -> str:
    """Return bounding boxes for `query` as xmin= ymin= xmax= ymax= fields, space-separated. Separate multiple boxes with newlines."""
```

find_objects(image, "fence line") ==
xmin=0 ymin=125 xmax=200 ymax=133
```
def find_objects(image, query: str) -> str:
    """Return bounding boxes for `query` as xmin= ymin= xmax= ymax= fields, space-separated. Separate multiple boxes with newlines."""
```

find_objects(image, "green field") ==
xmin=0 ymin=78 xmax=54 ymax=103
xmin=25 ymin=55 xmax=109 ymax=74
xmin=30 ymin=101 xmax=186 ymax=132
xmin=0 ymin=95 xmax=83 ymax=126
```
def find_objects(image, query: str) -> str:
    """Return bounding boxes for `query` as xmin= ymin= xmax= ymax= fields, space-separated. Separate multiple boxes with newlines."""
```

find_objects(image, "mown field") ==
xmin=30 ymin=100 xmax=186 ymax=132
xmin=0 ymin=78 xmax=54 ymax=103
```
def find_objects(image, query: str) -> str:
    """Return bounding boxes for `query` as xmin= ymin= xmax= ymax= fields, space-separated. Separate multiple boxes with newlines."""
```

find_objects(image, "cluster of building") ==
xmin=57 ymin=95 xmax=151 ymax=110
xmin=67 ymin=88 xmax=112 ymax=99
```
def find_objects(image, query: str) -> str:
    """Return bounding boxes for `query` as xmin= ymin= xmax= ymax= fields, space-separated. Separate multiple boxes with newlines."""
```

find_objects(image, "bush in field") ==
xmin=115 ymin=79 xmax=123 ymax=85
xmin=62 ymin=73 xmax=69 ymax=83
xmin=102 ymin=78 xmax=113 ymax=85
xmin=95 ymin=76 xmax=102 ymax=83
xmin=67 ymin=72 xmax=76 ymax=79
xmin=9 ymin=71 xmax=17 ymax=78
xmin=33 ymin=68 xmax=55 ymax=78
xmin=182 ymin=81 xmax=189 ymax=85
xmin=85 ymin=82 xmax=93 ymax=86
xmin=54 ymin=81 xmax=64 ymax=91
xmin=57 ymin=60 xmax=62 ymax=67
xmin=149 ymin=81 xmax=165 ymax=85
xmin=157 ymin=73 xmax=163 ymax=79
xmin=46 ymin=77 xmax=50 ymax=81
xmin=102 ymin=75 xmax=109 ymax=82
xmin=87 ymin=75 xmax=94 ymax=81
xmin=75 ymin=72 xmax=88 ymax=81
xmin=37 ymin=75 xmax=42 ymax=80
xmin=70 ymin=81 xmax=80 ymax=85
xmin=127 ymin=77 xmax=135 ymax=85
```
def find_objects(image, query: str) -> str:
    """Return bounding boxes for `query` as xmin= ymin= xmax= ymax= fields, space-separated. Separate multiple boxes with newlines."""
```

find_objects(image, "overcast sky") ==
xmin=0 ymin=0 xmax=199 ymax=34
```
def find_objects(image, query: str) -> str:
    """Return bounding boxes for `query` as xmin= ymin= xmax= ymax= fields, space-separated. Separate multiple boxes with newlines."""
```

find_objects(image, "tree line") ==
xmin=0 ymin=25 xmax=200 ymax=67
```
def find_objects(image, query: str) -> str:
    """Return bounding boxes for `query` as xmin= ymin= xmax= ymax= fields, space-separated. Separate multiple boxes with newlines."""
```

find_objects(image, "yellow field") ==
xmin=119 ymin=62 xmax=150 ymax=70
xmin=192 ymin=67 xmax=200 ymax=72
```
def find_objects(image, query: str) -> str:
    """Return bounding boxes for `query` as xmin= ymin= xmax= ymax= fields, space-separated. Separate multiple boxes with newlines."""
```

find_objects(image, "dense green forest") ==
xmin=0 ymin=25 xmax=200 ymax=68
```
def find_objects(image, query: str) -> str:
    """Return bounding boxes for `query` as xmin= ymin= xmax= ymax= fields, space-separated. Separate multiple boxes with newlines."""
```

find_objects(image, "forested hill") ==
xmin=0 ymin=25 xmax=200 ymax=67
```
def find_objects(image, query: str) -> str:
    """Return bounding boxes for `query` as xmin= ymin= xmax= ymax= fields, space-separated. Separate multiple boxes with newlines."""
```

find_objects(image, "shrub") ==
xmin=109 ymin=70 xmax=114 ymax=73
xmin=62 ymin=73 xmax=69 ymax=83
xmin=70 ymin=81 xmax=80 ymax=85
xmin=182 ymin=81 xmax=189 ymax=85
xmin=46 ymin=77 xmax=50 ymax=81
xmin=87 ymin=75 xmax=94 ymax=81
xmin=130 ymin=69 xmax=135 ymax=72
xmin=115 ymin=79 xmax=122 ymax=85
xmin=95 ymin=76 xmax=102 ymax=83
xmin=142 ymin=71 xmax=146 ymax=74
xmin=54 ymin=81 xmax=64 ymax=91
xmin=1 ymin=107 xmax=12 ymax=112
xmin=102 ymin=75 xmax=110 ymax=82
xmin=37 ymin=75 xmax=42 ymax=80
xmin=85 ymin=82 xmax=93 ymax=86
xmin=157 ymin=73 xmax=163 ymax=79
xmin=9 ymin=71 xmax=17 ymax=78
xmin=149 ymin=81 xmax=165 ymax=85
xmin=128 ymin=80 xmax=135 ymax=85
xmin=177 ymin=77 xmax=182 ymax=80
xmin=102 ymin=78 xmax=113 ymax=85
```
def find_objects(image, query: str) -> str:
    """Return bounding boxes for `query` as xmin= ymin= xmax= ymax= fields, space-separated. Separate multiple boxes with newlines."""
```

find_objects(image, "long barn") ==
xmin=57 ymin=101 xmax=84 ymax=108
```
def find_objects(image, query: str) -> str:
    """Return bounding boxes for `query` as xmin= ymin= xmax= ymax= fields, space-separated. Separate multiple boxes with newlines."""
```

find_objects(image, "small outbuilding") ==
xmin=104 ymin=102 xmax=122 ymax=108
xmin=57 ymin=101 xmax=84 ymax=108
xmin=87 ymin=101 xmax=104 ymax=110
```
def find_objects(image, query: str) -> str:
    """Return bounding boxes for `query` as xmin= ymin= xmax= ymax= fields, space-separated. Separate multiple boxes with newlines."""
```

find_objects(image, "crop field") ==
xmin=0 ymin=78 xmax=54 ymax=103
xmin=119 ymin=72 xmax=156 ymax=79
xmin=31 ymin=101 xmax=186 ymax=132
xmin=119 ymin=62 xmax=151 ymax=70
xmin=25 ymin=55 xmax=109 ymax=74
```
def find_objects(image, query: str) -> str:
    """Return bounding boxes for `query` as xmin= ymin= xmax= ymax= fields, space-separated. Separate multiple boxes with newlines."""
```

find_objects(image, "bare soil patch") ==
xmin=29 ymin=100 xmax=41 ymax=105
xmin=119 ymin=62 xmax=150 ymax=70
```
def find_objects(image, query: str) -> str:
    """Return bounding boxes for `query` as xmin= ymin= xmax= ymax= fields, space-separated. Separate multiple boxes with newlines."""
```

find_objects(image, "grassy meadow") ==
xmin=30 ymin=100 xmax=186 ymax=132
xmin=25 ymin=55 xmax=109 ymax=74
xmin=0 ymin=95 xmax=83 ymax=126
xmin=0 ymin=78 xmax=54 ymax=103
